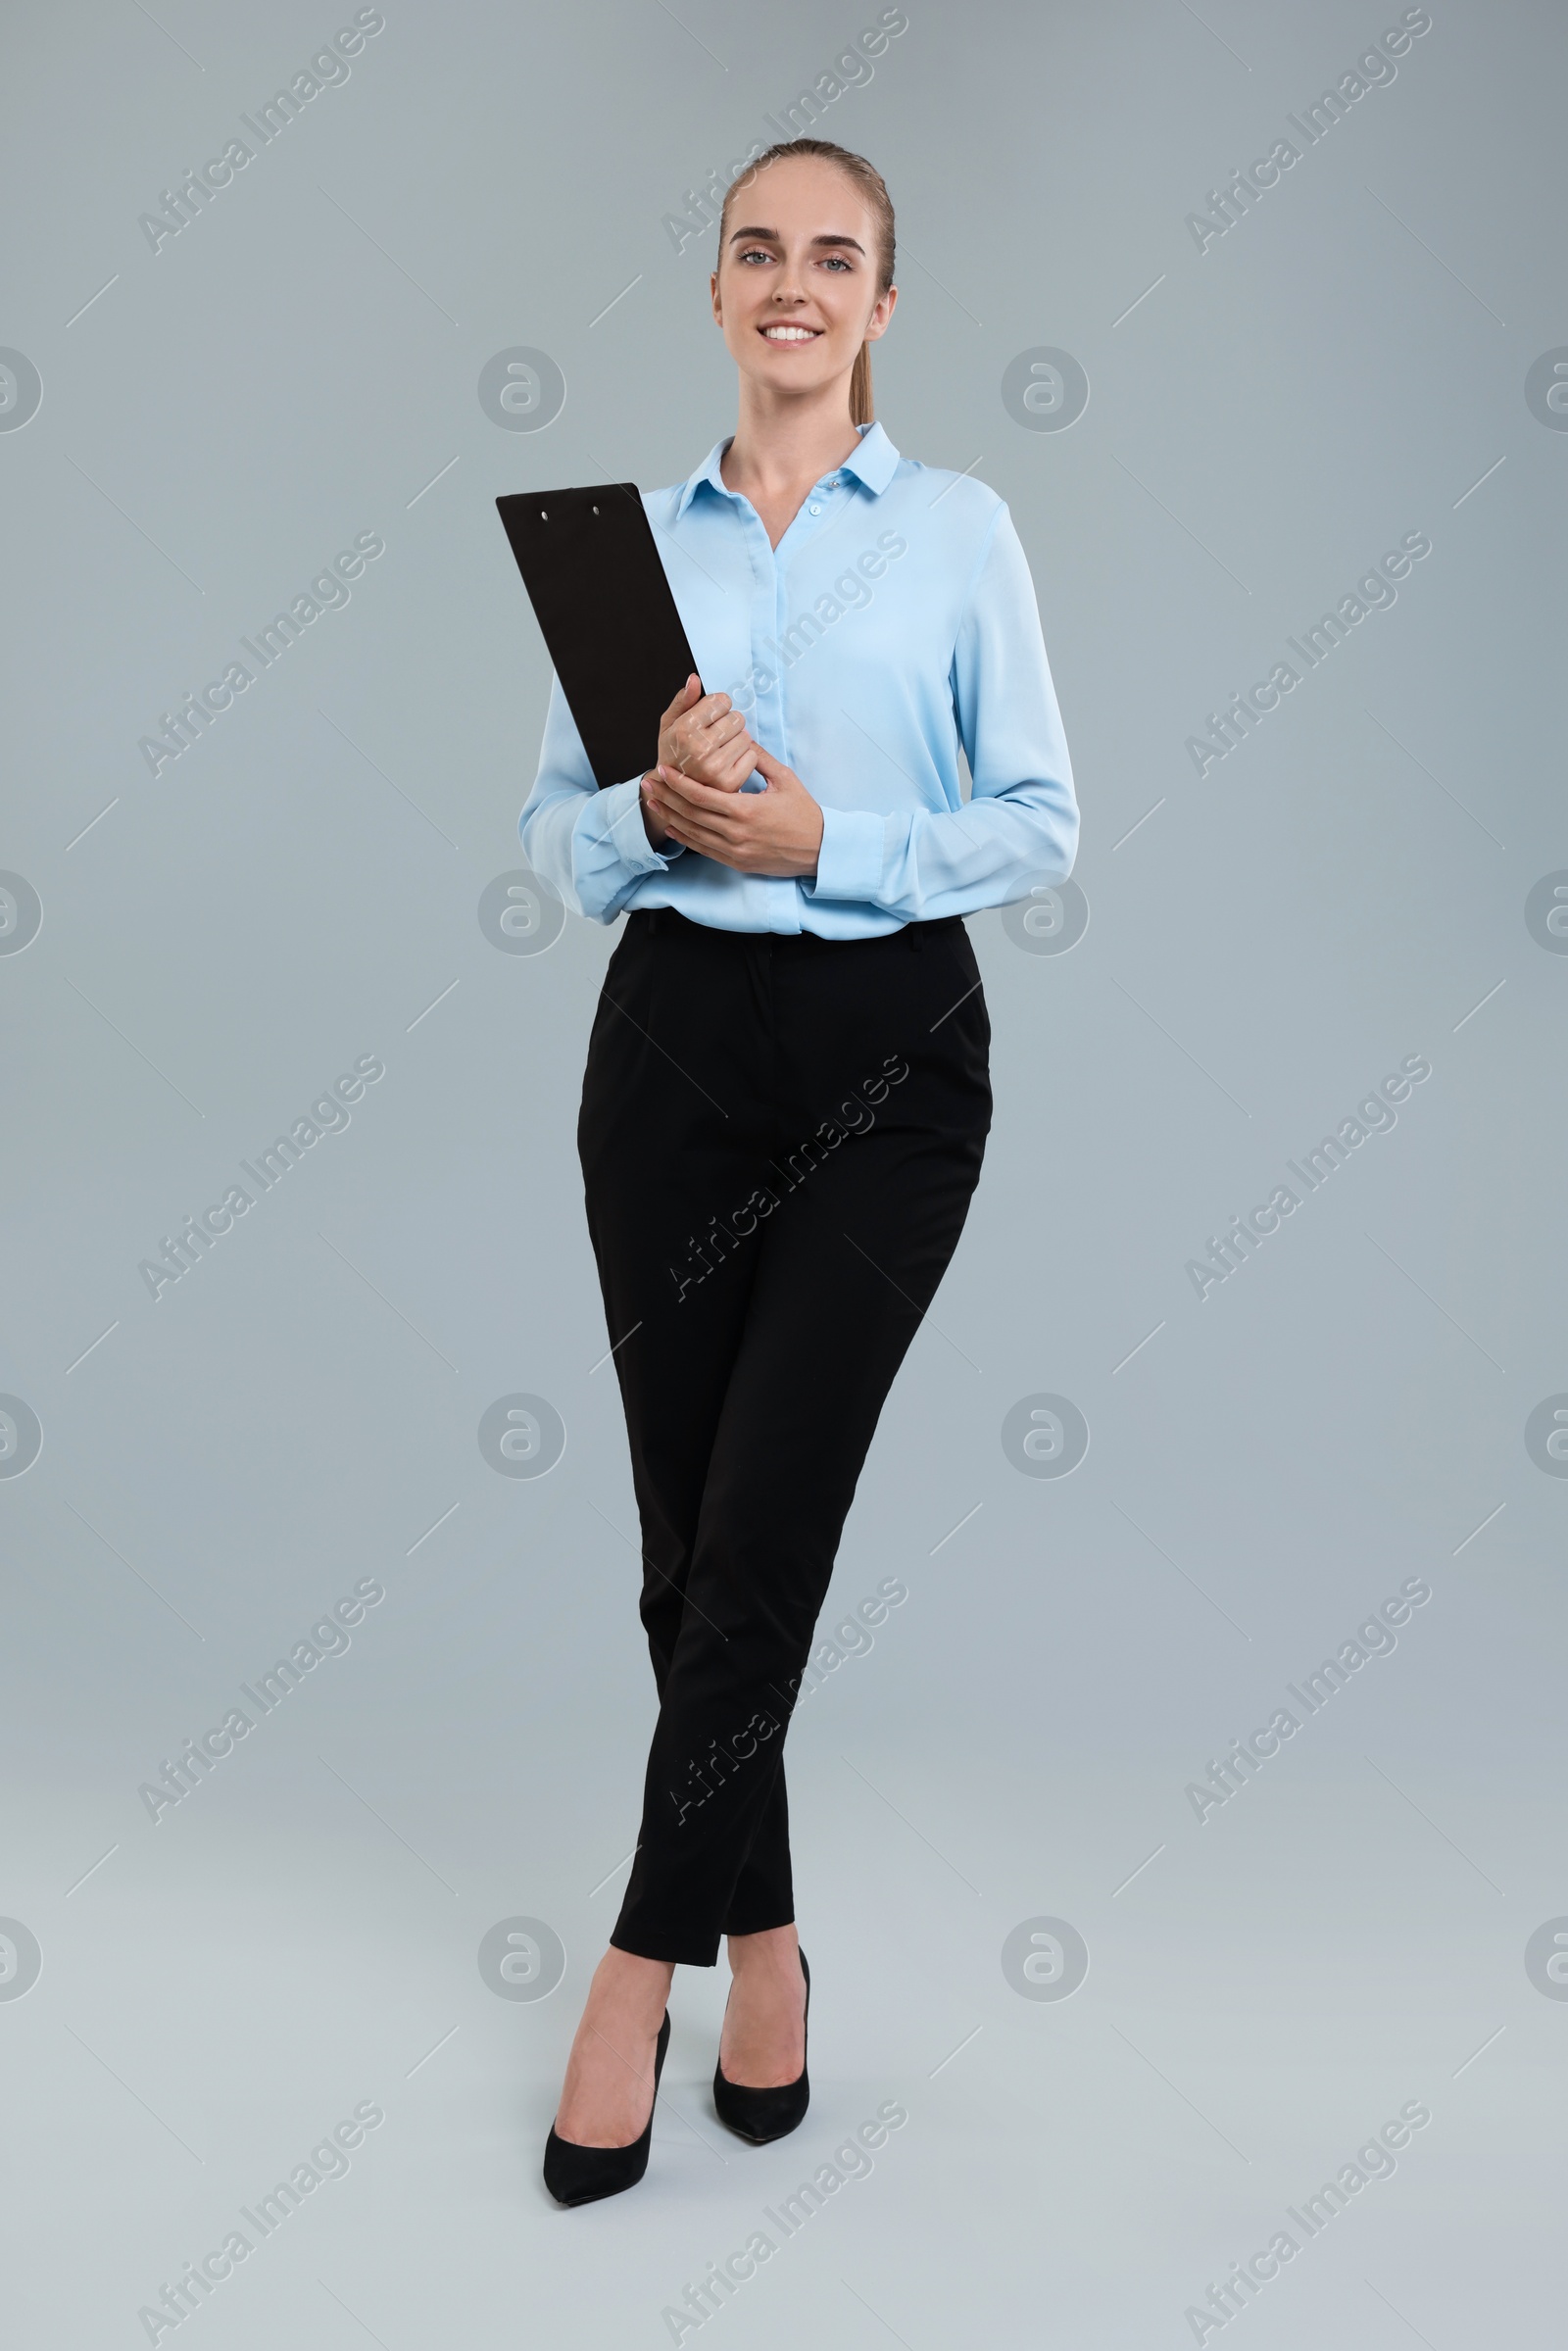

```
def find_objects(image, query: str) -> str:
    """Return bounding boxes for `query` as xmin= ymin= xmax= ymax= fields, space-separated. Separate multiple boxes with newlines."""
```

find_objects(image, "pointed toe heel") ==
xmin=543 ymin=2010 xmax=670 ymax=2206
xmin=713 ymin=1948 xmax=809 ymax=2144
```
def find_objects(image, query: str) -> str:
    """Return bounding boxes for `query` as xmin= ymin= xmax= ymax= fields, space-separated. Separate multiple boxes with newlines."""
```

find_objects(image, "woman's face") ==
xmin=710 ymin=156 xmax=896 ymax=401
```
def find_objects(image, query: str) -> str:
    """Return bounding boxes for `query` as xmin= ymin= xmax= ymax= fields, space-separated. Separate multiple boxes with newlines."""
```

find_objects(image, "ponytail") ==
xmin=850 ymin=343 xmax=874 ymax=426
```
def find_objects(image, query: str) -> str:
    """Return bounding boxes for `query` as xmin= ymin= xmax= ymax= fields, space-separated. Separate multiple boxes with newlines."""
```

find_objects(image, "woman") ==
xmin=518 ymin=137 xmax=1079 ymax=2204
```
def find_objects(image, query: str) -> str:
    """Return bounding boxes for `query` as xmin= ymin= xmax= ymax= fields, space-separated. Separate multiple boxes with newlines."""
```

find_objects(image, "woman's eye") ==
xmin=820 ymin=256 xmax=851 ymax=271
xmin=739 ymin=247 xmax=772 ymax=265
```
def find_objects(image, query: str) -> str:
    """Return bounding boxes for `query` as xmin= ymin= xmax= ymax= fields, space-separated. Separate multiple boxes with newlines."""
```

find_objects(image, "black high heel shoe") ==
xmin=543 ymin=2010 xmax=670 ymax=2206
xmin=712 ymin=1947 xmax=809 ymax=2143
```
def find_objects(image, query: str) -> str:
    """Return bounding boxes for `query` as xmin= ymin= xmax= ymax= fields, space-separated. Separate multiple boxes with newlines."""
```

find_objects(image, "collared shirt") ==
xmin=517 ymin=420 xmax=1079 ymax=937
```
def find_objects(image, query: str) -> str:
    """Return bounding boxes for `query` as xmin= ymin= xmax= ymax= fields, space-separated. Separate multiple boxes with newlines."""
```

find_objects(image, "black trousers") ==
xmin=577 ymin=906 xmax=992 ymax=1966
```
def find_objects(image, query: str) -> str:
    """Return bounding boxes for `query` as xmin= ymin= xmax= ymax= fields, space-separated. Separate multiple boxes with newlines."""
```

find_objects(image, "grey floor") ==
xmin=4 ymin=0 xmax=1565 ymax=2342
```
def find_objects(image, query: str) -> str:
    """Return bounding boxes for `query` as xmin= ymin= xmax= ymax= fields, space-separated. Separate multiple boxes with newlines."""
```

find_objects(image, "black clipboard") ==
xmin=496 ymin=483 xmax=702 ymax=789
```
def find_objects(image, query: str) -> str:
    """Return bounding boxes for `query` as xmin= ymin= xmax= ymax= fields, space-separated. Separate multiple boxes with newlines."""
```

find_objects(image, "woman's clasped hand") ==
xmin=641 ymin=674 xmax=825 ymax=878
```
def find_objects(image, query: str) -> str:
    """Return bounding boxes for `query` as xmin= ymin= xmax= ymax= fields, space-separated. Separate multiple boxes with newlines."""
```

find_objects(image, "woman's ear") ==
xmin=864 ymin=283 xmax=898 ymax=345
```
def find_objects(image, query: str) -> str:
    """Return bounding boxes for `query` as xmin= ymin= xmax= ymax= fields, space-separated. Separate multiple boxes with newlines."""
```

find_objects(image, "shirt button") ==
xmin=808 ymin=502 xmax=822 ymax=515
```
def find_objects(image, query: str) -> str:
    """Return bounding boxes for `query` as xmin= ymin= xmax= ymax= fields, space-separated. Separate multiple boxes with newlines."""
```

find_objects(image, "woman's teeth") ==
xmin=762 ymin=325 xmax=821 ymax=341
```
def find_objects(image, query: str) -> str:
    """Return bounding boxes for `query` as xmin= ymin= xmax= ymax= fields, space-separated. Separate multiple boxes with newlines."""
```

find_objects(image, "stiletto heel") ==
xmin=543 ymin=2010 xmax=670 ymax=2206
xmin=713 ymin=1947 xmax=809 ymax=2143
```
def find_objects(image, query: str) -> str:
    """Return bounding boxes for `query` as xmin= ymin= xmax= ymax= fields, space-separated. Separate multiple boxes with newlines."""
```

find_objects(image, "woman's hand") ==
xmin=640 ymin=674 xmax=758 ymax=850
xmin=643 ymin=743 xmax=824 ymax=877
xmin=661 ymin=675 xmax=759 ymax=788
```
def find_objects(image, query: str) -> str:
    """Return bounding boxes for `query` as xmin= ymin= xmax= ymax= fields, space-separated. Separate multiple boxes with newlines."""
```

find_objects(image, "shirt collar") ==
xmin=673 ymin=419 xmax=901 ymax=521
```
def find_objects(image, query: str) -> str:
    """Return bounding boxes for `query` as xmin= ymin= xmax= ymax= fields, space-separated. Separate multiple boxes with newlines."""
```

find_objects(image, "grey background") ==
xmin=2 ymin=0 xmax=1564 ymax=2342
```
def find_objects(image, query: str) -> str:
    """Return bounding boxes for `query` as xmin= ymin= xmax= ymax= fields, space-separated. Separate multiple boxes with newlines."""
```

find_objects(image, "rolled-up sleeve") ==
xmin=805 ymin=504 xmax=1079 ymax=922
xmin=517 ymin=671 xmax=685 ymax=925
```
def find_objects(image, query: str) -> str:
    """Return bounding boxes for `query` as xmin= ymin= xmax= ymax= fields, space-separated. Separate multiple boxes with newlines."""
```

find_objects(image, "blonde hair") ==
xmin=716 ymin=138 xmax=895 ymax=427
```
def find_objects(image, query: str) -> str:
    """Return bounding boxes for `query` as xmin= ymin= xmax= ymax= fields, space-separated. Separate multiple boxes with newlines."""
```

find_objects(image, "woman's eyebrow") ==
xmin=727 ymin=226 xmax=866 ymax=254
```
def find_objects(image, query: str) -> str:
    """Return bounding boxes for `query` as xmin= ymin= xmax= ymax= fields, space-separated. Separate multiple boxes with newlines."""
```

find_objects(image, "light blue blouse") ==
xmin=516 ymin=420 xmax=1079 ymax=937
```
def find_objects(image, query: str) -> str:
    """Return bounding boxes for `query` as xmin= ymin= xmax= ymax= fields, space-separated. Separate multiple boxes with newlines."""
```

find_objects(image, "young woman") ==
xmin=518 ymin=137 xmax=1079 ymax=2204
